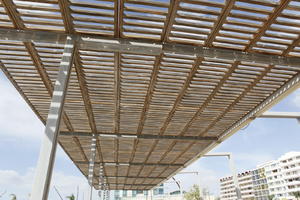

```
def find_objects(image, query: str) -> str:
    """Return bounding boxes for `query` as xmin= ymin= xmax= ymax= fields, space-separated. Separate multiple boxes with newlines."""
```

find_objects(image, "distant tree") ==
xmin=10 ymin=194 xmax=16 ymax=200
xmin=268 ymin=194 xmax=275 ymax=200
xmin=292 ymin=192 xmax=300 ymax=200
xmin=184 ymin=185 xmax=202 ymax=200
xmin=66 ymin=194 xmax=75 ymax=200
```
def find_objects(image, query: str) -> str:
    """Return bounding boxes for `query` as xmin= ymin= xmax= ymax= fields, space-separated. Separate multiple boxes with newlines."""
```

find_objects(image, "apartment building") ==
xmin=220 ymin=171 xmax=255 ymax=200
xmin=220 ymin=152 xmax=300 ymax=200
xmin=252 ymin=166 xmax=269 ymax=200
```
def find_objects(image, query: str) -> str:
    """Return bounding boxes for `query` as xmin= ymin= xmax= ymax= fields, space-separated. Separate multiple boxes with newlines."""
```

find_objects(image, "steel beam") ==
xmin=30 ymin=37 xmax=75 ymax=200
xmin=88 ymin=134 xmax=97 ymax=200
xmin=59 ymin=131 xmax=218 ymax=141
xmin=75 ymin=161 xmax=183 ymax=167
xmin=98 ymin=164 xmax=105 ymax=200
xmin=0 ymin=28 xmax=300 ymax=66
xmin=97 ymin=176 xmax=165 ymax=179
xmin=98 ymin=183 xmax=156 ymax=187
xmin=258 ymin=111 xmax=300 ymax=119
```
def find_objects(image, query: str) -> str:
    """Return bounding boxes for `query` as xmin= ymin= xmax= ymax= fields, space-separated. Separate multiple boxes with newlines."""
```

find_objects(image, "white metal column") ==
xmin=203 ymin=153 xmax=242 ymax=200
xmin=88 ymin=134 xmax=97 ymax=200
xmin=228 ymin=154 xmax=242 ymax=200
xmin=30 ymin=37 xmax=75 ymax=200
xmin=98 ymin=163 xmax=104 ymax=200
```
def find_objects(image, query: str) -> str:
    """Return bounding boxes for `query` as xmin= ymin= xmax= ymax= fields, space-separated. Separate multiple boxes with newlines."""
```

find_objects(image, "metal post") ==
xmin=258 ymin=111 xmax=300 ymax=124
xmin=88 ymin=134 xmax=97 ymax=200
xmin=172 ymin=177 xmax=183 ymax=200
xmin=30 ymin=37 xmax=75 ymax=200
xmin=98 ymin=163 xmax=104 ymax=200
xmin=228 ymin=154 xmax=242 ymax=200
xmin=203 ymin=153 xmax=242 ymax=200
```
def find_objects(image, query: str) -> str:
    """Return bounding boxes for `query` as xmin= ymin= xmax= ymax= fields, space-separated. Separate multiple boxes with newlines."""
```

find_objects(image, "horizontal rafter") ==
xmin=98 ymin=176 xmax=165 ymax=179
xmin=60 ymin=131 xmax=218 ymax=141
xmin=75 ymin=161 xmax=183 ymax=167
xmin=257 ymin=111 xmax=300 ymax=119
xmin=0 ymin=28 xmax=299 ymax=66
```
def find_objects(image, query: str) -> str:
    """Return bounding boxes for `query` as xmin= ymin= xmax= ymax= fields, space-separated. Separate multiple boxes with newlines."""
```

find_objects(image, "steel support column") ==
xmin=30 ymin=37 xmax=75 ymax=200
xmin=98 ymin=163 xmax=104 ymax=200
xmin=88 ymin=134 xmax=97 ymax=200
xmin=228 ymin=154 xmax=242 ymax=200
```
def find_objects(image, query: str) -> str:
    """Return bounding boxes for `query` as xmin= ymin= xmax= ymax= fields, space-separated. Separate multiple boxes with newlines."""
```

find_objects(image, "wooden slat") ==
xmin=136 ymin=54 xmax=162 ymax=135
xmin=199 ymin=64 xmax=274 ymax=136
xmin=244 ymin=0 xmax=291 ymax=51
xmin=158 ymin=57 xmax=203 ymax=135
xmin=205 ymin=0 xmax=236 ymax=46
xmin=179 ymin=61 xmax=240 ymax=136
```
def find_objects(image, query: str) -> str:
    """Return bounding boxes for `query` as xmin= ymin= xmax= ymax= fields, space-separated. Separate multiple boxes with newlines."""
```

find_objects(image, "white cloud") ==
xmin=0 ymin=168 xmax=34 ymax=199
xmin=0 ymin=73 xmax=44 ymax=140
xmin=0 ymin=168 xmax=100 ymax=200
xmin=292 ymin=88 xmax=300 ymax=108
xmin=234 ymin=152 xmax=275 ymax=169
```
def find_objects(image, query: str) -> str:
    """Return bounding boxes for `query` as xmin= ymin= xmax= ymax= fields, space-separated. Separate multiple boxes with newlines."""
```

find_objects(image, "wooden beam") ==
xmin=205 ymin=0 xmax=236 ymax=46
xmin=161 ymin=0 xmax=180 ymax=42
xmin=115 ymin=0 xmax=124 ymax=38
xmin=58 ymin=0 xmax=74 ymax=33
xmin=244 ymin=0 xmax=291 ymax=51
xmin=114 ymin=52 xmax=121 ymax=133
xmin=74 ymin=52 xmax=98 ymax=132
xmin=136 ymin=54 xmax=162 ymax=135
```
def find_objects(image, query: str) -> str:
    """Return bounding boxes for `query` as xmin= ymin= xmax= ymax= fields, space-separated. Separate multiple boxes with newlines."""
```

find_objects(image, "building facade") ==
xmin=114 ymin=184 xmax=164 ymax=200
xmin=252 ymin=166 xmax=269 ymax=200
xmin=220 ymin=152 xmax=300 ymax=200
xmin=220 ymin=171 xmax=255 ymax=200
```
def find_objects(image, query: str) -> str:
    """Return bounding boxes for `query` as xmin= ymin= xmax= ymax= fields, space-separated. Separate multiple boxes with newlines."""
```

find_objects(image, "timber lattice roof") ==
xmin=0 ymin=0 xmax=300 ymax=190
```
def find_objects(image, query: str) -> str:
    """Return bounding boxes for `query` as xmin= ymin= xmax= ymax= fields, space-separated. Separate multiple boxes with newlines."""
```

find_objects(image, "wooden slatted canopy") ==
xmin=0 ymin=0 xmax=300 ymax=191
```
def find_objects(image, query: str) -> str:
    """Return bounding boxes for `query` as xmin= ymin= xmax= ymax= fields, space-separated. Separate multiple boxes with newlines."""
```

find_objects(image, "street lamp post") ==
xmin=177 ymin=171 xmax=201 ymax=199
xmin=171 ymin=177 xmax=183 ymax=200
xmin=202 ymin=153 xmax=242 ymax=200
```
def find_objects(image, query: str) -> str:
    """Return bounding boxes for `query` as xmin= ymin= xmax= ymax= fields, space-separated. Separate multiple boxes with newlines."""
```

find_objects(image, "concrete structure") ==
xmin=220 ymin=171 xmax=254 ymax=200
xmin=220 ymin=152 xmax=300 ymax=200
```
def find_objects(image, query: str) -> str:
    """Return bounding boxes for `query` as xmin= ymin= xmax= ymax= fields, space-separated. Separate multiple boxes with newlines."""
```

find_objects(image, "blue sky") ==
xmin=0 ymin=70 xmax=299 ymax=200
